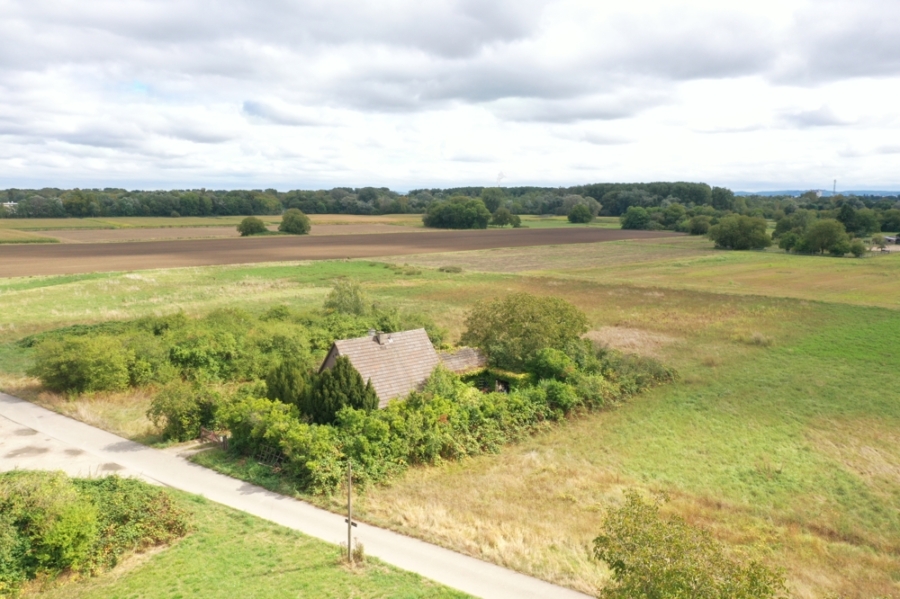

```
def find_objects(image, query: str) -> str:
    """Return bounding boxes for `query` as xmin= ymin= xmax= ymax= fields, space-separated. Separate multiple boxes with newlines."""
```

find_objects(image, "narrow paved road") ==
xmin=0 ymin=393 xmax=592 ymax=599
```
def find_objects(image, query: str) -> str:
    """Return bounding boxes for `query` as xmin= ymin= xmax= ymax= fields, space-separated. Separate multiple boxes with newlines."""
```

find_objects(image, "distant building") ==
xmin=1 ymin=202 xmax=17 ymax=213
xmin=319 ymin=328 xmax=486 ymax=407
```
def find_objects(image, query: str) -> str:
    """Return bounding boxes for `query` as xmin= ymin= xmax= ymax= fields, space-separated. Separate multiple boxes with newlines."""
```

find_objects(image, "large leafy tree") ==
xmin=307 ymin=356 xmax=378 ymax=424
xmin=422 ymin=196 xmax=491 ymax=229
xmin=799 ymin=219 xmax=850 ymax=255
xmin=278 ymin=208 xmax=311 ymax=235
xmin=708 ymin=215 xmax=771 ymax=250
xmin=460 ymin=292 xmax=588 ymax=371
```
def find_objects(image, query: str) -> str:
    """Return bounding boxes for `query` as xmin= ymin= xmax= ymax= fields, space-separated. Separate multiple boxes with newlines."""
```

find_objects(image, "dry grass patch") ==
xmin=2 ymin=376 xmax=160 ymax=443
xmin=584 ymin=327 xmax=677 ymax=358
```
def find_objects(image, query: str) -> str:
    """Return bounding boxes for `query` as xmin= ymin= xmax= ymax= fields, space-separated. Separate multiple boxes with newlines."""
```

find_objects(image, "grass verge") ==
xmin=32 ymin=490 xmax=469 ymax=599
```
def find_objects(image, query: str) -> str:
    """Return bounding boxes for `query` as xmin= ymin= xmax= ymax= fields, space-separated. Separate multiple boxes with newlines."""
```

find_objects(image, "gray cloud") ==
xmin=783 ymin=106 xmax=849 ymax=128
xmin=242 ymin=101 xmax=321 ymax=127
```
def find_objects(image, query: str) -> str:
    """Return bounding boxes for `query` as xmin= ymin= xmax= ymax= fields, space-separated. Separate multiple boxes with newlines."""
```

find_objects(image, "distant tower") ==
xmin=496 ymin=172 xmax=506 ymax=187
xmin=833 ymin=179 xmax=837 ymax=197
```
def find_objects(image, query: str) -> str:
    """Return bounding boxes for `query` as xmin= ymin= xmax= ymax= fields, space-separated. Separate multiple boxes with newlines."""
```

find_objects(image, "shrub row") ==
xmin=0 ymin=471 xmax=189 ymax=596
xmin=217 ymin=345 xmax=674 ymax=495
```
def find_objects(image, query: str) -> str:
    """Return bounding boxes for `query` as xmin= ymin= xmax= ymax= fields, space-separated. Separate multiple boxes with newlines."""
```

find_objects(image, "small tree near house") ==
xmin=307 ymin=356 xmax=378 ymax=424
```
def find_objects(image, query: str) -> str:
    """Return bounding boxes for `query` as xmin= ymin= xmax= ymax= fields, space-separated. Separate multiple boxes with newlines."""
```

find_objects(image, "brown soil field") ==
xmin=40 ymin=223 xmax=424 ymax=243
xmin=0 ymin=228 xmax=678 ymax=277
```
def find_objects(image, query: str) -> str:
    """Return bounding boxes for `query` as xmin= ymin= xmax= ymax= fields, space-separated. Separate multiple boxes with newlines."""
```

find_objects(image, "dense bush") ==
xmin=278 ymin=208 xmax=311 ymax=235
xmin=422 ymin=197 xmax=491 ymax=229
xmin=799 ymin=219 xmax=851 ymax=255
xmin=708 ymin=214 xmax=771 ymax=250
xmin=527 ymin=347 xmax=577 ymax=381
xmin=147 ymin=382 xmax=222 ymax=441
xmin=237 ymin=216 xmax=267 ymax=236
xmin=324 ymin=280 xmax=370 ymax=316
xmin=568 ymin=204 xmax=594 ymax=223
xmin=594 ymin=492 xmax=785 ymax=599
xmin=0 ymin=471 xmax=188 ymax=595
xmin=490 ymin=207 xmax=520 ymax=227
xmin=460 ymin=292 xmax=589 ymax=371
xmin=28 ymin=336 xmax=131 ymax=393
xmin=620 ymin=206 xmax=651 ymax=229
xmin=221 ymin=343 xmax=674 ymax=495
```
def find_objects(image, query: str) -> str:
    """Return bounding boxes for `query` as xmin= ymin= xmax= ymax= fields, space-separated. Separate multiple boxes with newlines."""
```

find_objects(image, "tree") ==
xmin=278 ymin=208 xmax=311 ymax=235
xmin=491 ymin=207 xmax=520 ymax=227
xmin=800 ymin=219 xmax=850 ymax=255
xmin=237 ymin=216 xmax=267 ymax=236
xmin=480 ymin=187 xmax=506 ymax=213
xmin=871 ymin=234 xmax=887 ymax=250
xmin=459 ymin=292 xmax=589 ymax=371
xmin=324 ymin=280 xmax=370 ymax=316
xmin=308 ymin=356 xmax=378 ymax=424
xmin=620 ymin=206 xmax=651 ymax=229
xmin=593 ymin=492 xmax=786 ymax=599
xmin=687 ymin=215 xmax=711 ymax=235
xmin=266 ymin=357 xmax=311 ymax=409
xmin=568 ymin=204 xmax=594 ymax=223
xmin=422 ymin=197 xmax=491 ymax=229
xmin=849 ymin=239 xmax=867 ymax=258
xmin=710 ymin=186 xmax=735 ymax=211
xmin=708 ymin=215 xmax=771 ymax=250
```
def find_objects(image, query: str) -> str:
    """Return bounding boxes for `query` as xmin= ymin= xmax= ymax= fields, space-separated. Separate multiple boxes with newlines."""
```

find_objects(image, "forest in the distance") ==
xmin=2 ymin=182 xmax=899 ymax=223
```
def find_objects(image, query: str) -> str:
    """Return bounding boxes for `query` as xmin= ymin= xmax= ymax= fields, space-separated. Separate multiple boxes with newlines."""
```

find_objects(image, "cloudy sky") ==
xmin=2 ymin=0 xmax=899 ymax=191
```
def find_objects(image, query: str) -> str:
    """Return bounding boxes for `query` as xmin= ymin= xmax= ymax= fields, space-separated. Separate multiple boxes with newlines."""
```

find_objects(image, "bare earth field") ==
xmin=0 ymin=228 xmax=677 ymax=277
xmin=40 ymin=223 xmax=424 ymax=243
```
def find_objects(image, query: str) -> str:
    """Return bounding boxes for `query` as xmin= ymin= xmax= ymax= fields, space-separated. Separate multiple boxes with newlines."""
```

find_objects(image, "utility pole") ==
xmin=345 ymin=460 xmax=357 ymax=562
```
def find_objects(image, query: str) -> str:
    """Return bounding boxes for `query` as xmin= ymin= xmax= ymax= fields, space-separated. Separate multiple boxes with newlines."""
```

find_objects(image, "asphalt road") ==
xmin=0 ymin=392 xmax=592 ymax=599
xmin=0 ymin=227 xmax=679 ymax=277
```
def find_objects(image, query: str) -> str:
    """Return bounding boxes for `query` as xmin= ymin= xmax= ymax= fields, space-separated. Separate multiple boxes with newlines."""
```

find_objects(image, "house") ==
xmin=319 ymin=328 xmax=486 ymax=407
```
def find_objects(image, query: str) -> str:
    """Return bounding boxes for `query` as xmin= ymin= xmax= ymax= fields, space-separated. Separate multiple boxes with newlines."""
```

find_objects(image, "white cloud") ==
xmin=0 ymin=0 xmax=898 ymax=190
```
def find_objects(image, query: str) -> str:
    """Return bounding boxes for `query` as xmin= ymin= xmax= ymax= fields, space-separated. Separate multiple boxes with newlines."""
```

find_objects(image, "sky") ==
xmin=1 ymin=0 xmax=899 ymax=192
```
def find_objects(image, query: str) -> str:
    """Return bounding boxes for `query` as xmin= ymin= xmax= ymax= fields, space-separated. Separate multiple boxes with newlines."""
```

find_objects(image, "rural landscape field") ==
xmin=2 ymin=212 xmax=899 ymax=598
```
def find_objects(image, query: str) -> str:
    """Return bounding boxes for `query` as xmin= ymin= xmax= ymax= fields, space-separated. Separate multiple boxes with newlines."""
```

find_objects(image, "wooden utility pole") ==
xmin=345 ymin=460 xmax=357 ymax=562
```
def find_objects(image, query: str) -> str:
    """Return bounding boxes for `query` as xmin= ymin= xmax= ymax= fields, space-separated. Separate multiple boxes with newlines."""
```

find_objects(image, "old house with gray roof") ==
xmin=319 ymin=328 xmax=486 ymax=407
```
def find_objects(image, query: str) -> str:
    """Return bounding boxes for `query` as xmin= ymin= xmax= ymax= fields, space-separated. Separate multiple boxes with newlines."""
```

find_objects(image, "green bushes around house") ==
xmin=220 ymin=339 xmax=673 ymax=495
xmin=0 ymin=471 xmax=188 ymax=596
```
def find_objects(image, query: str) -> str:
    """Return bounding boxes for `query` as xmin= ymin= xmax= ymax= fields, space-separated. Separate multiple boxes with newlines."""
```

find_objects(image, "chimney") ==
xmin=368 ymin=329 xmax=376 ymax=338
xmin=376 ymin=332 xmax=393 ymax=345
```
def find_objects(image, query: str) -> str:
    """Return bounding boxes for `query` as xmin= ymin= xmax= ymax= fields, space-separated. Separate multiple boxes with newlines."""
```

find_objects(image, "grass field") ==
xmin=32 ymin=490 xmax=467 ymax=599
xmin=0 ymin=228 xmax=58 ymax=243
xmin=2 ymin=240 xmax=900 ymax=597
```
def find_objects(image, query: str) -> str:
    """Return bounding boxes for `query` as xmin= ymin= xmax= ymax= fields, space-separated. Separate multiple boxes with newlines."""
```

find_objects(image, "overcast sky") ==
xmin=2 ymin=0 xmax=899 ymax=192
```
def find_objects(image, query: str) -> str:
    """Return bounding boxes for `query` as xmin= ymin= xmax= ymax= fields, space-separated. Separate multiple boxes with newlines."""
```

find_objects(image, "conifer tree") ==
xmin=308 ymin=356 xmax=378 ymax=423
xmin=265 ymin=357 xmax=309 ymax=409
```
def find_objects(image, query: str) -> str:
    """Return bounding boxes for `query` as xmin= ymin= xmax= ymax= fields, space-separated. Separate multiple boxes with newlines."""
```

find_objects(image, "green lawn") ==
xmin=34 ymin=491 xmax=468 ymax=599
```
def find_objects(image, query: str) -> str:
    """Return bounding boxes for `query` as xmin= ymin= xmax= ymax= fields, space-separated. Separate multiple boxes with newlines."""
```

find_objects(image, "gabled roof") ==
xmin=324 ymin=328 xmax=440 ymax=407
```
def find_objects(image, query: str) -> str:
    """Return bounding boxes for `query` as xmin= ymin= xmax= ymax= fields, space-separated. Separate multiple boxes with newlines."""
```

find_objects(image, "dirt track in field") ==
xmin=0 ymin=228 xmax=679 ymax=278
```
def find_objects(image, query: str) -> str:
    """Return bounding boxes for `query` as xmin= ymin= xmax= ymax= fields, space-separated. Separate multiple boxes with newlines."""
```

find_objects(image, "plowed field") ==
xmin=0 ymin=228 xmax=677 ymax=277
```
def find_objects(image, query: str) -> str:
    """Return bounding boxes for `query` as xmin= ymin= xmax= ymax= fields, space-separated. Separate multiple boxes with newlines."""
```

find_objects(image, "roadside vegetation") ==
xmin=2 ymin=242 xmax=900 ymax=597
xmin=0 ymin=471 xmax=188 ymax=596
xmin=27 ymin=485 xmax=467 ymax=599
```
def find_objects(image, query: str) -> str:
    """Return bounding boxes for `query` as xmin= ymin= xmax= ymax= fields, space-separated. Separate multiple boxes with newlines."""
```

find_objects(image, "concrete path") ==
xmin=0 ymin=393 xmax=591 ymax=599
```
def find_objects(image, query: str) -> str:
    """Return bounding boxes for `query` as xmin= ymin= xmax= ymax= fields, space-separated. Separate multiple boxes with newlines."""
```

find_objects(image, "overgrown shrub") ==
xmin=620 ymin=206 xmax=651 ymax=229
xmin=593 ymin=491 xmax=786 ymax=599
xmin=278 ymin=208 xmax=311 ymax=235
xmin=708 ymin=215 xmax=771 ymax=250
xmin=491 ymin=207 xmax=521 ymax=227
xmin=147 ymin=382 xmax=221 ymax=441
xmin=324 ymin=280 xmax=370 ymax=316
xmin=0 ymin=471 xmax=188 ymax=596
xmin=28 ymin=335 xmax=131 ymax=393
xmin=422 ymin=197 xmax=491 ymax=229
xmin=568 ymin=204 xmax=594 ymax=223
xmin=460 ymin=292 xmax=589 ymax=371
xmin=527 ymin=347 xmax=577 ymax=381
xmin=237 ymin=216 xmax=267 ymax=236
